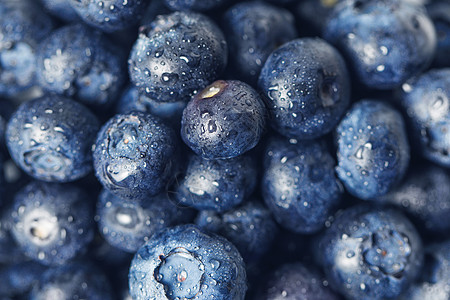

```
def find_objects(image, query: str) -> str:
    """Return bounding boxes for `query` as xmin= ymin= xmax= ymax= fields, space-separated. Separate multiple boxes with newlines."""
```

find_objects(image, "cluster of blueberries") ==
xmin=0 ymin=0 xmax=449 ymax=299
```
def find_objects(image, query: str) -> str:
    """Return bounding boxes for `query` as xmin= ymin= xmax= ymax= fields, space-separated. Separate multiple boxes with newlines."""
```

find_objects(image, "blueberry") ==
xmin=0 ymin=0 xmax=53 ymax=97
xmin=181 ymin=80 xmax=266 ymax=159
xmin=174 ymin=153 xmax=257 ymax=212
xmin=399 ymin=68 xmax=450 ymax=167
xmin=378 ymin=165 xmax=450 ymax=234
xmin=9 ymin=181 xmax=95 ymax=266
xmin=40 ymin=0 xmax=80 ymax=22
xmin=128 ymin=11 xmax=227 ymax=103
xmin=261 ymin=135 xmax=343 ymax=234
xmin=324 ymin=0 xmax=436 ymax=89
xmin=195 ymin=201 xmax=278 ymax=262
xmin=318 ymin=205 xmax=423 ymax=300
xmin=258 ymin=38 xmax=350 ymax=140
xmin=6 ymin=95 xmax=100 ymax=182
xmin=222 ymin=1 xmax=298 ymax=85
xmin=93 ymin=111 xmax=178 ymax=201
xmin=36 ymin=23 xmax=125 ymax=107
xmin=258 ymin=263 xmax=339 ymax=300
xmin=0 ymin=211 xmax=24 ymax=265
xmin=116 ymin=85 xmax=186 ymax=124
xmin=336 ymin=100 xmax=410 ymax=200
xmin=427 ymin=1 xmax=450 ymax=67
xmin=30 ymin=261 xmax=113 ymax=300
xmin=129 ymin=224 xmax=247 ymax=300
xmin=163 ymin=0 xmax=230 ymax=12
xmin=0 ymin=261 xmax=46 ymax=297
xmin=96 ymin=189 xmax=192 ymax=253
xmin=69 ymin=0 xmax=149 ymax=32
xmin=402 ymin=240 xmax=450 ymax=300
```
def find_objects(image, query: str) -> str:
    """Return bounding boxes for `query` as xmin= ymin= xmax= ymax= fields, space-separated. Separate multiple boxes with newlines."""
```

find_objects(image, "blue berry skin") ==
xmin=129 ymin=224 xmax=247 ymax=300
xmin=402 ymin=240 xmax=450 ymax=300
xmin=294 ymin=0 xmax=341 ymax=35
xmin=181 ymin=80 xmax=266 ymax=159
xmin=0 ymin=212 xmax=25 ymax=265
xmin=93 ymin=111 xmax=178 ymax=201
xmin=116 ymin=85 xmax=186 ymax=124
xmin=262 ymin=136 xmax=343 ymax=234
xmin=97 ymin=189 xmax=193 ymax=253
xmin=427 ymin=2 xmax=450 ymax=67
xmin=259 ymin=263 xmax=339 ymax=300
xmin=378 ymin=165 xmax=450 ymax=234
xmin=6 ymin=95 xmax=100 ymax=182
xmin=0 ymin=261 xmax=46 ymax=297
xmin=40 ymin=0 xmax=80 ymax=22
xmin=222 ymin=1 xmax=298 ymax=85
xmin=0 ymin=0 xmax=53 ymax=97
xmin=174 ymin=153 xmax=257 ymax=212
xmin=129 ymin=11 xmax=228 ymax=103
xmin=258 ymin=38 xmax=350 ymax=140
xmin=69 ymin=0 xmax=149 ymax=32
xmin=195 ymin=201 xmax=278 ymax=262
xmin=30 ymin=261 xmax=113 ymax=300
xmin=9 ymin=181 xmax=95 ymax=266
xmin=399 ymin=68 xmax=450 ymax=167
xmin=163 ymin=0 xmax=230 ymax=12
xmin=324 ymin=0 xmax=437 ymax=89
xmin=336 ymin=100 xmax=410 ymax=200
xmin=36 ymin=23 xmax=125 ymax=107
xmin=318 ymin=205 xmax=423 ymax=300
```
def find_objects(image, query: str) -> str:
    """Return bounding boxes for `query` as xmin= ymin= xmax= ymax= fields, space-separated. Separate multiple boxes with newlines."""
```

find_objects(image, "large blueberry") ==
xmin=30 ymin=261 xmax=113 ymax=300
xmin=97 ymin=189 xmax=192 ymax=253
xmin=258 ymin=38 xmax=350 ymax=140
xmin=93 ymin=111 xmax=178 ymax=201
xmin=0 ymin=0 xmax=53 ymax=97
xmin=36 ymin=23 xmax=125 ymax=107
xmin=222 ymin=1 xmax=297 ymax=85
xmin=129 ymin=11 xmax=227 ymax=103
xmin=402 ymin=240 xmax=450 ymax=300
xmin=174 ymin=153 xmax=257 ymax=212
xmin=336 ymin=100 xmax=410 ymax=200
xmin=258 ymin=263 xmax=339 ymax=300
xmin=324 ymin=0 xmax=436 ymax=89
xmin=163 ymin=0 xmax=230 ymax=11
xmin=116 ymin=85 xmax=186 ymax=125
xmin=69 ymin=0 xmax=149 ymax=32
xmin=181 ymin=80 xmax=266 ymax=159
xmin=261 ymin=135 xmax=342 ymax=234
xmin=378 ymin=165 xmax=450 ymax=234
xmin=129 ymin=224 xmax=247 ymax=300
xmin=399 ymin=68 xmax=450 ymax=167
xmin=195 ymin=201 xmax=278 ymax=262
xmin=6 ymin=95 xmax=100 ymax=182
xmin=318 ymin=205 xmax=423 ymax=300
xmin=9 ymin=181 xmax=95 ymax=266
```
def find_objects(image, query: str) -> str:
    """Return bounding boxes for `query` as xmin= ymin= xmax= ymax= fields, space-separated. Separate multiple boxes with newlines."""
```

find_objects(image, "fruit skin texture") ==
xmin=9 ymin=181 xmax=95 ymax=266
xmin=174 ymin=153 xmax=257 ymax=212
xmin=222 ymin=1 xmax=298 ymax=85
xmin=69 ymin=0 xmax=149 ymax=32
xmin=399 ymin=68 xmax=450 ymax=167
xmin=0 ymin=0 xmax=53 ymax=97
xmin=128 ymin=224 xmax=247 ymax=300
xmin=129 ymin=11 xmax=227 ymax=103
xmin=258 ymin=38 xmax=350 ymax=140
xmin=427 ymin=1 xmax=450 ymax=67
xmin=318 ymin=205 xmax=423 ymax=300
xmin=6 ymin=95 xmax=100 ymax=182
xmin=36 ymin=23 xmax=125 ymax=107
xmin=324 ymin=0 xmax=436 ymax=89
xmin=181 ymin=80 xmax=266 ymax=159
xmin=163 ymin=0 xmax=230 ymax=11
xmin=261 ymin=136 xmax=342 ymax=234
xmin=93 ymin=111 xmax=178 ymax=201
xmin=336 ymin=100 xmax=410 ymax=200
xmin=259 ymin=263 xmax=339 ymax=300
